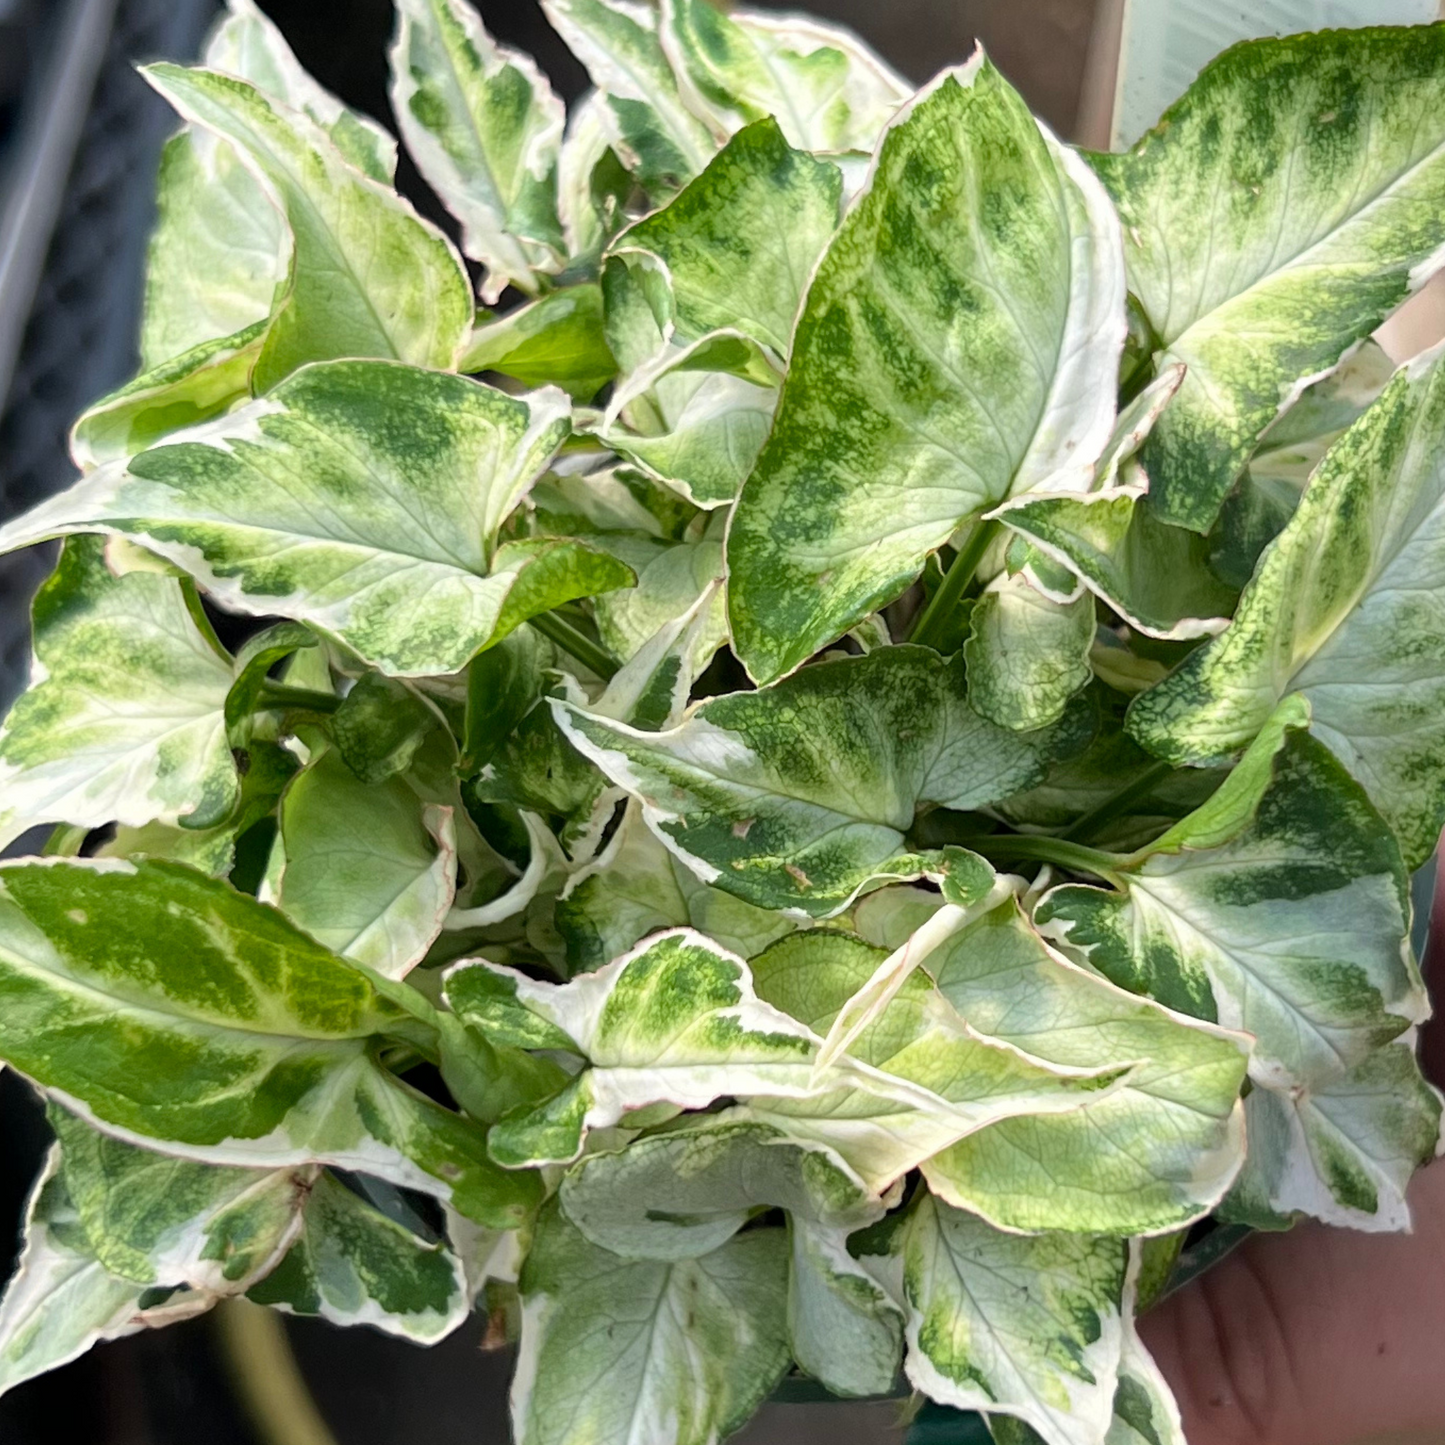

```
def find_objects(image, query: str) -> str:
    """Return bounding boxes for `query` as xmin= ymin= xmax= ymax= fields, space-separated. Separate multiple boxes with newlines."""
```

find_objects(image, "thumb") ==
xmin=1140 ymin=1159 xmax=1445 ymax=1445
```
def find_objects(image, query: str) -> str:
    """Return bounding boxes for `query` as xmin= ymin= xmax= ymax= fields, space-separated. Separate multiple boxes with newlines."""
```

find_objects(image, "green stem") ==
xmin=907 ymin=520 xmax=998 ymax=651
xmin=1061 ymin=759 xmax=1173 ymax=843
xmin=530 ymin=611 xmax=619 ymax=680
xmin=971 ymin=833 xmax=1126 ymax=884
xmin=214 ymin=1299 xmax=340 ymax=1445
xmin=256 ymin=684 xmax=341 ymax=715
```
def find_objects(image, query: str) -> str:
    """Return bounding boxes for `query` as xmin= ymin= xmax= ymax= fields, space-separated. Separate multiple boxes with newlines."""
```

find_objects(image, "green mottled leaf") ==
xmin=661 ymin=0 xmax=909 ymax=153
xmin=917 ymin=896 xmax=1249 ymax=1234
xmin=1091 ymin=26 xmax=1445 ymax=531
xmin=0 ymin=538 xmax=238 ymax=851
xmin=1221 ymin=1040 xmax=1443 ymax=1232
xmin=726 ymin=57 xmax=1125 ymax=684
xmin=0 ymin=857 xmax=538 ymax=1226
xmin=899 ymin=1192 xmax=1127 ymax=1445
xmin=1128 ymin=348 xmax=1445 ymax=868
xmin=140 ymin=128 xmax=287 ymax=372
xmin=461 ymin=285 xmax=616 ymax=400
xmin=787 ymin=1218 xmax=902 ymax=1399
xmin=469 ymin=930 xmax=817 ymax=1166
xmin=556 ymin=647 xmax=1091 ymax=916
xmin=48 ymin=1107 xmax=309 ymax=1289
xmin=0 ymin=362 xmax=636 ymax=678
xmin=1000 ymin=490 xmax=1237 ymax=641
xmin=741 ymin=923 xmax=1233 ymax=1223
xmin=0 ymin=1150 xmax=210 ymax=1398
xmin=1041 ymin=701 xmax=1426 ymax=1092
xmin=205 ymin=0 xmax=397 ymax=181
xmin=270 ymin=749 xmax=456 ymax=980
xmin=965 ymin=579 xmax=1095 ymax=731
xmin=391 ymin=0 xmax=565 ymax=302
xmin=555 ymin=799 xmax=793 ymax=975
xmin=558 ymin=1118 xmax=880 ymax=1259
xmin=541 ymin=0 xmax=717 ymax=196
xmin=143 ymin=64 xmax=470 ymax=390
xmin=329 ymin=671 xmax=437 ymax=785
xmin=611 ymin=118 xmax=842 ymax=359
xmin=247 ymin=1171 xmax=468 ymax=1341
xmin=71 ymin=322 xmax=267 ymax=468
xmin=512 ymin=1201 xmax=790 ymax=1445
xmin=588 ymin=529 xmax=725 ymax=670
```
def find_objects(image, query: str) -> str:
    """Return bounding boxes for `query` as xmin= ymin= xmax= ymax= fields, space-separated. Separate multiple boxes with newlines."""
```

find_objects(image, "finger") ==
xmin=1140 ymin=1160 xmax=1445 ymax=1445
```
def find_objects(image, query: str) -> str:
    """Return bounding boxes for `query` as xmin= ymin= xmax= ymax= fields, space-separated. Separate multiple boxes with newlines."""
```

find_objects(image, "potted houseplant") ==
xmin=0 ymin=1 xmax=1442 ymax=1442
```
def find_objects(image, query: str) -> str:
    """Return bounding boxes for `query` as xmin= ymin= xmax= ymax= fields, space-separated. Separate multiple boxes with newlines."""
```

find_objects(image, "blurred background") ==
xmin=0 ymin=1 xmax=1439 ymax=1442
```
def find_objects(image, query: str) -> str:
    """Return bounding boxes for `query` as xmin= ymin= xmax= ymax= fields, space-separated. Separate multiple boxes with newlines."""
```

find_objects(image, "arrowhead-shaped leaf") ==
xmin=1128 ymin=347 xmax=1445 ymax=868
xmin=1091 ymin=26 xmax=1445 ymax=530
xmin=726 ymin=56 xmax=1125 ymax=683
xmin=390 ymin=0 xmax=566 ymax=303
xmin=556 ymin=646 xmax=1091 ymax=916
xmin=1040 ymin=700 xmax=1426 ymax=1092
xmin=0 ymin=361 xmax=634 ymax=678
xmin=143 ymin=64 xmax=471 ymax=390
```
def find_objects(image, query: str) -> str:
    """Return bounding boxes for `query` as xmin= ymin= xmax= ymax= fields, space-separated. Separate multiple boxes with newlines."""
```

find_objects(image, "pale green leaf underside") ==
xmin=900 ymin=1193 xmax=1127 ymax=1445
xmin=513 ymin=1202 xmax=790 ymax=1445
xmin=139 ymin=129 xmax=287 ymax=372
xmin=0 ymin=361 xmax=632 ymax=678
xmin=1042 ymin=711 xmax=1424 ymax=1093
xmin=1128 ymin=345 xmax=1445 ymax=869
xmin=273 ymin=749 xmax=457 ymax=980
xmin=726 ymin=56 xmax=1125 ymax=684
xmin=1092 ymin=26 xmax=1445 ymax=531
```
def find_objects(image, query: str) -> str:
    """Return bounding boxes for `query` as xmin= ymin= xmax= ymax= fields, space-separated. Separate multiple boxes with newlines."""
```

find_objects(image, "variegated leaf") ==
xmin=555 ymin=647 xmax=1091 ymax=916
xmin=0 ymin=361 xmax=632 ymax=678
xmin=391 ymin=0 xmax=566 ymax=302
xmin=247 ymin=1171 xmax=470 ymax=1342
xmin=144 ymin=64 xmax=471 ymax=390
xmin=1220 ymin=1040 xmax=1443 ymax=1232
xmin=0 ymin=857 xmax=539 ymax=1227
xmin=726 ymin=55 xmax=1125 ymax=684
xmin=1128 ymin=345 xmax=1445 ymax=868
xmin=0 ymin=538 xmax=238 ymax=851
xmin=557 ymin=1118 xmax=882 ymax=1260
xmin=540 ymin=0 xmax=717 ymax=195
xmin=898 ymin=1192 xmax=1127 ymax=1445
xmin=1091 ymin=27 xmax=1445 ymax=531
xmin=512 ymin=1201 xmax=790 ymax=1445
xmin=661 ymin=0 xmax=909 ymax=153
xmin=1041 ymin=699 xmax=1426 ymax=1092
